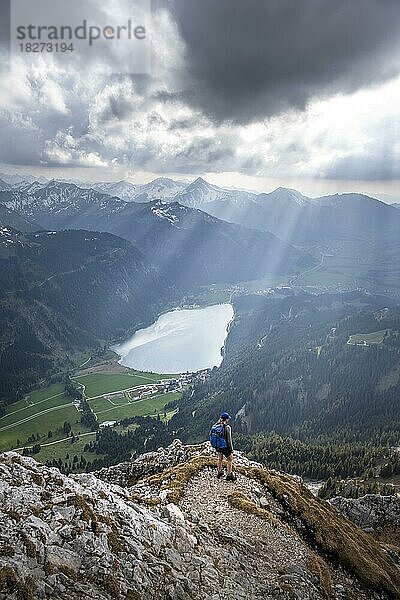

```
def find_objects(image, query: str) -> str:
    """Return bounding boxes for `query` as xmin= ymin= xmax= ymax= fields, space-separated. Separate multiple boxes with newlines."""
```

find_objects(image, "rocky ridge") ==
xmin=0 ymin=441 xmax=399 ymax=599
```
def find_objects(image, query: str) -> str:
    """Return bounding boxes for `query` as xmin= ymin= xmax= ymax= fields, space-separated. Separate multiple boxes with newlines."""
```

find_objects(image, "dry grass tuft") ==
xmin=30 ymin=473 xmax=43 ymax=486
xmin=228 ymin=491 xmax=280 ymax=527
xmin=58 ymin=564 xmax=78 ymax=581
xmin=68 ymin=494 xmax=97 ymax=524
xmin=239 ymin=465 xmax=400 ymax=599
xmin=307 ymin=554 xmax=332 ymax=599
xmin=129 ymin=493 xmax=161 ymax=506
xmin=102 ymin=573 xmax=120 ymax=598
xmin=0 ymin=566 xmax=35 ymax=600
xmin=137 ymin=455 xmax=215 ymax=504
xmin=7 ymin=509 xmax=21 ymax=522
xmin=0 ymin=544 xmax=15 ymax=557
xmin=107 ymin=529 xmax=125 ymax=553
xmin=126 ymin=590 xmax=141 ymax=600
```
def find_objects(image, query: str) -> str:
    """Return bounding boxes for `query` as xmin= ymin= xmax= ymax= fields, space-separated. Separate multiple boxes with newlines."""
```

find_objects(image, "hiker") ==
xmin=209 ymin=412 xmax=236 ymax=481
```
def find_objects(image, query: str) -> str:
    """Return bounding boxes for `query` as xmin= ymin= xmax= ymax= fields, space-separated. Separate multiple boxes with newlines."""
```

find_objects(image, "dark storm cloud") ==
xmin=166 ymin=0 xmax=400 ymax=123
xmin=175 ymin=136 xmax=235 ymax=165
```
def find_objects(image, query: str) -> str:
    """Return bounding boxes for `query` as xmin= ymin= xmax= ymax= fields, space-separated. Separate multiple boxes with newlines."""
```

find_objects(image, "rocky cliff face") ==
xmin=329 ymin=494 xmax=400 ymax=531
xmin=1 ymin=441 xmax=399 ymax=600
xmin=329 ymin=494 xmax=400 ymax=550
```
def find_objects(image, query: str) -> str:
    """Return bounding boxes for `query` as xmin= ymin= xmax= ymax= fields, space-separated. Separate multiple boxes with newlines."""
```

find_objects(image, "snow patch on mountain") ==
xmin=150 ymin=203 xmax=180 ymax=224
xmin=0 ymin=227 xmax=24 ymax=246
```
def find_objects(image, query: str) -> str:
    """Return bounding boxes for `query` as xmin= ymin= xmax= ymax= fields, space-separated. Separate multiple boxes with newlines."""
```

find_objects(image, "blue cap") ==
xmin=220 ymin=412 xmax=231 ymax=420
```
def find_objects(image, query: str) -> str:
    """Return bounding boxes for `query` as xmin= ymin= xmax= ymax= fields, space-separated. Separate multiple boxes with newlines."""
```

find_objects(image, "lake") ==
xmin=113 ymin=303 xmax=234 ymax=373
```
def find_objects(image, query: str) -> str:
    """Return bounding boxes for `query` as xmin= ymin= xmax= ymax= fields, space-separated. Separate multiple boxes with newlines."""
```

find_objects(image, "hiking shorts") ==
xmin=217 ymin=447 xmax=232 ymax=458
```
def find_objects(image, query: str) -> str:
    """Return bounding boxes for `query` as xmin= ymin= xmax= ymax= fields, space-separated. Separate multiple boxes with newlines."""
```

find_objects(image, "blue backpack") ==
xmin=209 ymin=422 xmax=227 ymax=449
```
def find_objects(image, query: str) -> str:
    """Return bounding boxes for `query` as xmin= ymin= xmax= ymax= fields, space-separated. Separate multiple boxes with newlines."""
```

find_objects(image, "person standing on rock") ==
xmin=209 ymin=412 xmax=236 ymax=481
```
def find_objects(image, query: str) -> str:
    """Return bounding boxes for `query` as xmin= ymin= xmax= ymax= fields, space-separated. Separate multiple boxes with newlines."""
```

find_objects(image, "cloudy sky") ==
xmin=0 ymin=0 xmax=399 ymax=198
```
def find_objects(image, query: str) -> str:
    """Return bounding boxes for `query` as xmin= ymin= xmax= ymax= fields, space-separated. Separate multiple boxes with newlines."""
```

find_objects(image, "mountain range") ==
xmin=1 ymin=173 xmax=400 ymax=400
xmin=2 ymin=174 xmax=400 ymax=245
xmin=0 ymin=181 xmax=313 ymax=287
xmin=3 ymin=175 xmax=400 ymax=292
xmin=207 ymin=189 xmax=400 ymax=244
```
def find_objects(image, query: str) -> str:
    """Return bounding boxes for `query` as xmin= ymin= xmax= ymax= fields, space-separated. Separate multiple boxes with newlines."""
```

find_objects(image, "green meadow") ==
xmin=0 ymin=367 xmax=182 ymax=469
xmin=0 ymin=384 xmax=89 ymax=451
xmin=89 ymin=391 xmax=180 ymax=423
xmin=347 ymin=329 xmax=390 ymax=345
xmin=31 ymin=431 xmax=99 ymax=465
xmin=73 ymin=371 xmax=175 ymax=398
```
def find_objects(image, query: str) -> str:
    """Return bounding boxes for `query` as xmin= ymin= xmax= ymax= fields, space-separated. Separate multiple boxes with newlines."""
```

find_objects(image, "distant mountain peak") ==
xmin=150 ymin=176 xmax=178 ymax=185
xmin=187 ymin=176 xmax=219 ymax=191
xmin=150 ymin=201 xmax=181 ymax=224
xmin=269 ymin=187 xmax=311 ymax=206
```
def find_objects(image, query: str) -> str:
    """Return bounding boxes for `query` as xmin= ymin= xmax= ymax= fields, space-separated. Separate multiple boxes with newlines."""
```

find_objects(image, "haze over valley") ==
xmin=1 ymin=172 xmax=399 ymax=473
xmin=0 ymin=2 xmax=399 ymax=597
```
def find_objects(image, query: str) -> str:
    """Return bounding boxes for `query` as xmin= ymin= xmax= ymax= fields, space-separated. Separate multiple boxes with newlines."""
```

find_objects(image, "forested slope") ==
xmin=0 ymin=228 xmax=175 ymax=405
xmin=170 ymin=291 xmax=400 ymax=476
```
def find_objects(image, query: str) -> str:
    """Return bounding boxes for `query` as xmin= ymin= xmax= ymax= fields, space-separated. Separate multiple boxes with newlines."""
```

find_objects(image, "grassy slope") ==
xmin=32 ymin=432 xmax=100 ymax=465
xmin=348 ymin=330 xmax=390 ymax=345
xmin=0 ymin=384 xmax=90 ymax=451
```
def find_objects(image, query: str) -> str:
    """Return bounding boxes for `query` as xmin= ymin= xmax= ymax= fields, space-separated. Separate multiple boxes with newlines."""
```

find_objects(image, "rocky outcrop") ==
xmin=329 ymin=494 xmax=400 ymax=530
xmin=1 ymin=442 xmax=400 ymax=600
xmin=96 ymin=439 xmax=206 ymax=487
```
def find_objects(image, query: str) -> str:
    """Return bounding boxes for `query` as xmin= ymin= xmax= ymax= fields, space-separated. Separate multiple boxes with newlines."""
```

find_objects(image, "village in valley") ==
xmin=91 ymin=370 xmax=210 ymax=429
xmin=66 ymin=349 xmax=212 ymax=429
xmin=0 ymin=343 xmax=211 ymax=470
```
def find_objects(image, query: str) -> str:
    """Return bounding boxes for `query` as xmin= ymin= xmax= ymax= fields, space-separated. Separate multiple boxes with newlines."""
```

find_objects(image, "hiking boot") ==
xmin=217 ymin=470 xmax=224 ymax=479
xmin=226 ymin=473 xmax=236 ymax=481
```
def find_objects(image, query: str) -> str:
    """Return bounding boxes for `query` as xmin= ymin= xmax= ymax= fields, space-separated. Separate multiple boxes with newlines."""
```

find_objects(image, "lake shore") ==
xmin=113 ymin=303 xmax=234 ymax=373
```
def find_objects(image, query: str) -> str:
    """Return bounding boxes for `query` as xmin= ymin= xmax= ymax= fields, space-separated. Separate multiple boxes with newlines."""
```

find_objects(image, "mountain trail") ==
xmin=178 ymin=467 xmax=323 ymax=599
xmin=1 ymin=443 xmax=399 ymax=600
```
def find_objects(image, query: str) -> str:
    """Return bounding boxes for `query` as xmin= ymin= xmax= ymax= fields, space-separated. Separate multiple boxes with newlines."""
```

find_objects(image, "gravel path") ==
xmin=179 ymin=466 xmax=324 ymax=599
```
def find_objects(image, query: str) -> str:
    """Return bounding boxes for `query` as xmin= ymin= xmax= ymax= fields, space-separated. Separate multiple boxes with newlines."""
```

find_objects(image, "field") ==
xmin=242 ymin=274 xmax=290 ymax=292
xmin=89 ymin=392 xmax=180 ymax=423
xmin=0 ymin=371 xmax=181 ymax=452
xmin=347 ymin=330 xmax=390 ymax=346
xmin=0 ymin=384 xmax=90 ymax=451
xmin=30 ymin=431 xmax=99 ymax=465
xmin=1 ymin=358 xmax=184 ymax=470
xmin=73 ymin=371 xmax=174 ymax=398
xmin=189 ymin=277 xmax=290 ymax=304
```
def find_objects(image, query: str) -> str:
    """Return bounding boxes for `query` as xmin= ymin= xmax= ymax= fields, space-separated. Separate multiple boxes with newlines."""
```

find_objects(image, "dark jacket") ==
xmin=224 ymin=424 xmax=233 ymax=452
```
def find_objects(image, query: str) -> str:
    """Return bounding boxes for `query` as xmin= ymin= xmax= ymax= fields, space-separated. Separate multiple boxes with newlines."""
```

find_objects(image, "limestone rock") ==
xmin=329 ymin=493 xmax=400 ymax=529
xmin=0 ymin=445 xmax=398 ymax=600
